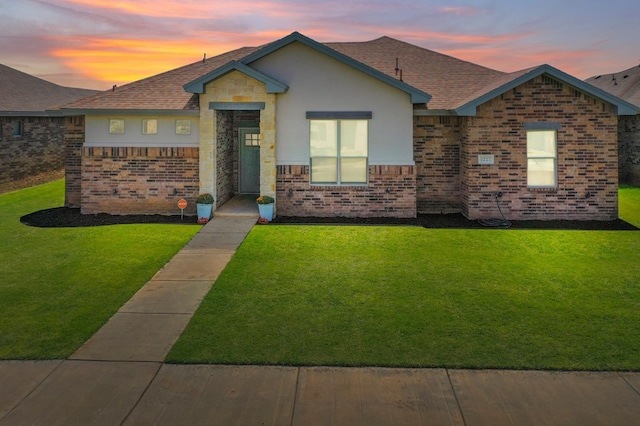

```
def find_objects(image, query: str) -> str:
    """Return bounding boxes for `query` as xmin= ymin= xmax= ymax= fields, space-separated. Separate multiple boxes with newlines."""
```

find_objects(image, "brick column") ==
xmin=64 ymin=115 xmax=85 ymax=208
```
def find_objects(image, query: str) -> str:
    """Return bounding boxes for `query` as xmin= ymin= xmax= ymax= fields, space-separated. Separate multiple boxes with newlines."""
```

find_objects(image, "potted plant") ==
xmin=196 ymin=193 xmax=214 ymax=224
xmin=256 ymin=195 xmax=275 ymax=222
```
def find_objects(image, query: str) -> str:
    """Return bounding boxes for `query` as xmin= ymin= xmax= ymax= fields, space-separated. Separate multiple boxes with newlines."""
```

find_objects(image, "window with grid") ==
xmin=244 ymin=133 xmax=261 ymax=146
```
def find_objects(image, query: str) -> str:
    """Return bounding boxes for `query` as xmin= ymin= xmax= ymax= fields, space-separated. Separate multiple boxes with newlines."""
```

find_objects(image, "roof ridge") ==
xmin=360 ymin=36 xmax=504 ymax=75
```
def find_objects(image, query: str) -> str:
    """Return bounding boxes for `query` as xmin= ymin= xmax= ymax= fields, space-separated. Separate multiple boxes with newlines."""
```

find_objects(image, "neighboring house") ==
xmin=59 ymin=32 xmax=638 ymax=220
xmin=0 ymin=64 xmax=97 ymax=193
xmin=586 ymin=65 xmax=640 ymax=185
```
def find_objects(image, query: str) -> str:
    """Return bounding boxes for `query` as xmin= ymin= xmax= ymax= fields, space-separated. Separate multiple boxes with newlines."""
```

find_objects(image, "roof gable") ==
xmin=183 ymin=60 xmax=288 ymax=94
xmin=454 ymin=64 xmax=639 ymax=116
xmin=240 ymin=31 xmax=431 ymax=104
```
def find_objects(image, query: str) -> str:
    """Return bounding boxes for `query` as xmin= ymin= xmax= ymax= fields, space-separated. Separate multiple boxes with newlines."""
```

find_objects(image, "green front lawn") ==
xmin=168 ymin=187 xmax=640 ymax=370
xmin=0 ymin=181 xmax=200 ymax=359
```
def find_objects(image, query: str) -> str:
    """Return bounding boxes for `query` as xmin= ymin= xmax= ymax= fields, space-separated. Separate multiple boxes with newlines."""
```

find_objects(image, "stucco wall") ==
xmin=250 ymin=41 xmax=415 ymax=166
xmin=85 ymin=115 xmax=199 ymax=147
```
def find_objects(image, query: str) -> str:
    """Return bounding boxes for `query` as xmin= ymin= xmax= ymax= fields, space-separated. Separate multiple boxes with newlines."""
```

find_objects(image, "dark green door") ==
xmin=239 ymin=128 xmax=261 ymax=194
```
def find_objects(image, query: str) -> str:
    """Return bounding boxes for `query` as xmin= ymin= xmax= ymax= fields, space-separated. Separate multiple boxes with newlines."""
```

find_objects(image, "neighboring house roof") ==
xmin=59 ymin=31 xmax=638 ymax=116
xmin=0 ymin=64 xmax=98 ymax=115
xmin=585 ymin=65 xmax=640 ymax=108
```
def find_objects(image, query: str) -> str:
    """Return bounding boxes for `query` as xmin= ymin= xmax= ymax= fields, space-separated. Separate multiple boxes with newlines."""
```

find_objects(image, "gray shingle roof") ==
xmin=585 ymin=65 xmax=640 ymax=108
xmin=326 ymin=36 xmax=504 ymax=110
xmin=0 ymin=64 xmax=98 ymax=113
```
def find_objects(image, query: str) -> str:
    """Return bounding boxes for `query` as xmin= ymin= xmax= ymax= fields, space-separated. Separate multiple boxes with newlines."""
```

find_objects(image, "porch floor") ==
xmin=214 ymin=194 xmax=259 ymax=217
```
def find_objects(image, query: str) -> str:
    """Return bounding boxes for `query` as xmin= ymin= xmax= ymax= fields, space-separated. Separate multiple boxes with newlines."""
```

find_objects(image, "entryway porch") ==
xmin=214 ymin=194 xmax=259 ymax=217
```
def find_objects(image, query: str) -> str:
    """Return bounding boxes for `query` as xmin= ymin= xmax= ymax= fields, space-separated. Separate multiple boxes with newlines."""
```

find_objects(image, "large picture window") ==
xmin=310 ymin=119 xmax=368 ymax=185
xmin=527 ymin=130 xmax=557 ymax=187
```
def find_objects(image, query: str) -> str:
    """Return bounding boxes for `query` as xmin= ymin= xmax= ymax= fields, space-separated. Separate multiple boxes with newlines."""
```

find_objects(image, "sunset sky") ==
xmin=2 ymin=0 xmax=639 ymax=90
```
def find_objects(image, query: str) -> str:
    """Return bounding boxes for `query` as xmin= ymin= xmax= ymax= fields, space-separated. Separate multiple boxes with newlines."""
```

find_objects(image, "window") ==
xmin=244 ymin=132 xmax=261 ymax=146
xmin=109 ymin=119 xmax=125 ymax=134
xmin=12 ymin=120 xmax=23 ymax=137
xmin=310 ymin=119 xmax=368 ymax=184
xmin=142 ymin=119 xmax=157 ymax=134
xmin=176 ymin=119 xmax=191 ymax=135
xmin=527 ymin=130 xmax=557 ymax=187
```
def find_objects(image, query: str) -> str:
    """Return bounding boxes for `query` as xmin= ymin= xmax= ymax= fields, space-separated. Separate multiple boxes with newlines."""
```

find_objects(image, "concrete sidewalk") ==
xmin=2 ymin=215 xmax=640 ymax=425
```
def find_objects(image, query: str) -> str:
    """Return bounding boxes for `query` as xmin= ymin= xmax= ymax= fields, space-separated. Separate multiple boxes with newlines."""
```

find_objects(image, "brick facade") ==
xmin=460 ymin=76 xmax=618 ymax=220
xmin=619 ymin=115 xmax=640 ymax=185
xmin=64 ymin=116 xmax=84 ymax=207
xmin=276 ymin=165 xmax=416 ymax=218
xmin=80 ymin=147 xmax=199 ymax=215
xmin=414 ymin=116 xmax=462 ymax=213
xmin=0 ymin=116 xmax=66 ymax=194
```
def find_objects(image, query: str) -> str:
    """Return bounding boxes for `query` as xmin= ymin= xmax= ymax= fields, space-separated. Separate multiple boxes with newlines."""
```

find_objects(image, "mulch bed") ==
xmin=20 ymin=207 xmax=638 ymax=230
xmin=20 ymin=207 xmax=198 ymax=227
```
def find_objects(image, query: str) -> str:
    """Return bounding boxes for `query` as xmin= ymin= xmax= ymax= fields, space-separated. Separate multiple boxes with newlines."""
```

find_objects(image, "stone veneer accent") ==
xmin=619 ymin=115 xmax=640 ymax=185
xmin=215 ymin=110 xmax=261 ymax=206
xmin=0 ymin=116 xmax=66 ymax=194
xmin=276 ymin=165 xmax=416 ymax=218
xmin=461 ymin=75 xmax=618 ymax=220
xmin=80 ymin=147 xmax=199 ymax=214
xmin=414 ymin=116 xmax=462 ymax=213
xmin=199 ymin=71 xmax=276 ymax=212
xmin=215 ymin=110 xmax=234 ymax=206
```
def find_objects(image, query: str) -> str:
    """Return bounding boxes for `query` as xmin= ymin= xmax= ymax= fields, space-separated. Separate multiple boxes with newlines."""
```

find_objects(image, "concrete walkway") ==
xmin=2 ymin=215 xmax=640 ymax=425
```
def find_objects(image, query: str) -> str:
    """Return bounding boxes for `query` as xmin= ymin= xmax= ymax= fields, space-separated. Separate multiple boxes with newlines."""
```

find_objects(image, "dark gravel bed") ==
xmin=20 ymin=207 xmax=638 ymax=230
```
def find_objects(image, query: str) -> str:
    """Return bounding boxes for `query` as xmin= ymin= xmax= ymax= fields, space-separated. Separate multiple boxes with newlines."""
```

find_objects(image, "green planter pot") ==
xmin=258 ymin=203 xmax=274 ymax=221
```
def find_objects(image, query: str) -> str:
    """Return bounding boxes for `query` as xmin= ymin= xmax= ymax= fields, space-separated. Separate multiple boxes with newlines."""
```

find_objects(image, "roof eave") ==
xmin=183 ymin=60 xmax=288 ymax=94
xmin=455 ymin=64 xmax=640 ymax=116
xmin=240 ymin=31 xmax=432 ymax=105
xmin=53 ymin=108 xmax=200 ymax=116
xmin=0 ymin=111 xmax=50 ymax=117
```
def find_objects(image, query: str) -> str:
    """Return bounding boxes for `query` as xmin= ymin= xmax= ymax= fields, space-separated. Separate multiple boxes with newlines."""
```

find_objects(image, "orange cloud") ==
xmin=48 ymin=36 xmax=237 ymax=85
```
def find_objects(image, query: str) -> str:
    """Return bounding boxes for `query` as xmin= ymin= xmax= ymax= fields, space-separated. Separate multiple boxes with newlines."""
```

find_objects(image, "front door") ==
xmin=239 ymin=128 xmax=261 ymax=194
